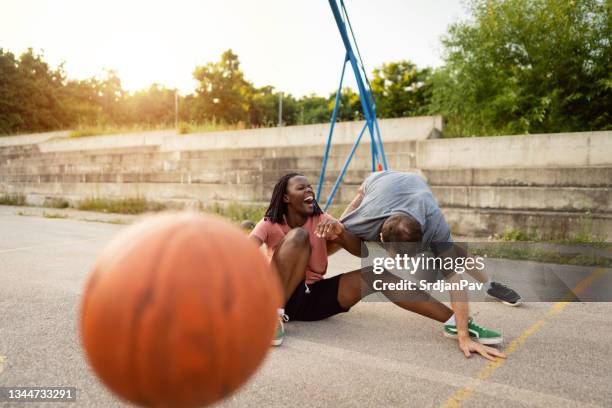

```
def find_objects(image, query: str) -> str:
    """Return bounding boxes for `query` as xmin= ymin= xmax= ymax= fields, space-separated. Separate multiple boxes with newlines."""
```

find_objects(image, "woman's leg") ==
xmin=271 ymin=228 xmax=312 ymax=303
xmin=337 ymin=267 xmax=453 ymax=322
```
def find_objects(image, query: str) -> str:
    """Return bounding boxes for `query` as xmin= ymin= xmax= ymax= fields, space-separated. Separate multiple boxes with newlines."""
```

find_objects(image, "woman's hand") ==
xmin=317 ymin=217 xmax=363 ymax=257
xmin=315 ymin=218 xmax=344 ymax=239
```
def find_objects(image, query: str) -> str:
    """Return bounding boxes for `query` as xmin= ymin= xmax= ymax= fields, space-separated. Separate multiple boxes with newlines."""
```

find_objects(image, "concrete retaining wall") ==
xmin=1 ymin=116 xmax=610 ymax=239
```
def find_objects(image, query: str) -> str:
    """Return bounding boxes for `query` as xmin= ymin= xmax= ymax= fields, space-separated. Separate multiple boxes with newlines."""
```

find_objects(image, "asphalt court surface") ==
xmin=1 ymin=206 xmax=611 ymax=407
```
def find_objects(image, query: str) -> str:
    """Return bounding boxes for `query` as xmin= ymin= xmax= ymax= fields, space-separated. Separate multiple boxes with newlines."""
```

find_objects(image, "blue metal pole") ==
xmin=370 ymin=130 xmax=376 ymax=171
xmin=368 ymin=120 xmax=377 ymax=171
xmin=328 ymin=0 xmax=376 ymax=126
xmin=324 ymin=122 xmax=368 ymax=211
xmin=317 ymin=55 xmax=349 ymax=200
xmin=322 ymin=0 xmax=389 ymax=207
xmin=373 ymin=118 xmax=388 ymax=170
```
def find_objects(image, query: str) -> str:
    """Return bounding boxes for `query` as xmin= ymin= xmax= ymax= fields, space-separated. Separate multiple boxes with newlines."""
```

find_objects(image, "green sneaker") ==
xmin=272 ymin=309 xmax=289 ymax=346
xmin=444 ymin=319 xmax=503 ymax=345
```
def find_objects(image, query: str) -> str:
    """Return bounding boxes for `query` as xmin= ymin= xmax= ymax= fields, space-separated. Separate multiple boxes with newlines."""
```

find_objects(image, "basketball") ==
xmin=80 ymin=212 xmax=282 ymax=407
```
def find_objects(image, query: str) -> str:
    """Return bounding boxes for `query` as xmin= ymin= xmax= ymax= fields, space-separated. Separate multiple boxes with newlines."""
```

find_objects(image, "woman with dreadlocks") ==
xmin=250 ymin=173 xmax=461 ymax=348
xmin=250 ymin=173 xmax=360 ymax=345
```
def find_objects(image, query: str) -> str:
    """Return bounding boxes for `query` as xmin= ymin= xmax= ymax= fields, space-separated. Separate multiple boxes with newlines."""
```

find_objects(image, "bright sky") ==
xmin=2 ymin=0 xmax=469 ymax=97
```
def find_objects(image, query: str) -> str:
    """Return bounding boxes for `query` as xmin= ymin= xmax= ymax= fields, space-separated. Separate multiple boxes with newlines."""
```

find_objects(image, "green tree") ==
xmin=0 ymin=48 xmax=68 ymax=133
xmin=279 ymin=93 xmax=298 ymax=126
xmin=61 ymin=77 xmax=103 ymax=126
xmin=96 ymin=69 xmax=129 ymax=125
xmin=371 ymin=61 xmax=432 ymax=118
xmin=0 ymin=49 xmax=25 ymax=133
xmin=192 ymin=49 xmax=252 ymax=124
xmin=247 ymin=86 xmax=279 ymax=127
xmin=127 ymin=84 xmax=176 ymax=125
xmin=296 ymin=94 xmax=329 ymax=124
xmin=430 ymin=0 xmax=611 ymax=137
xmin=328 ymin=87 xmax=363 ymax=121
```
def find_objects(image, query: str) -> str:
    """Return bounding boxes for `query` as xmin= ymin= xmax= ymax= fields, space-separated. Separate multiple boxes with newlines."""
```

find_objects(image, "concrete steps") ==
xmin=2 ymin=125 xmax=611 ymax=240
xmin=442 ymin=207 xmax=611 ymax=240
xmin=431 ymin=186 xmax=611 ymax=213
xmin=423 ymin=167 xmax=612 ymax=187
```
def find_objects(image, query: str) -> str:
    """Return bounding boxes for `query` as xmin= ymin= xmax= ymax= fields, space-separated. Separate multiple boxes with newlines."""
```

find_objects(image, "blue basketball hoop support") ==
xmin=317 ymin=0 xmax=388 ymax=211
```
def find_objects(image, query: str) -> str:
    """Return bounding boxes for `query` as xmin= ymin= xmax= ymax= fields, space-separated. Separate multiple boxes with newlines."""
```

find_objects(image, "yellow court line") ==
xmin=0 ymin=355 xmax=5 ymax=375
xmin=440 ymin=267 xmax=608 ymax=408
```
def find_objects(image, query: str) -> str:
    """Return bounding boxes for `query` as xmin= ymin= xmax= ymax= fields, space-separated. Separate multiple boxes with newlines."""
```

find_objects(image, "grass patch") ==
xmin=559 ymin=212 xmax=608 ymax=246
xmin=200 ymin=202 xmax=348 ymax=225
xmin=494 ymin=218 xmax=607 ymax=247
xmin=178 ymin=121 xmax=245 ymax=135
xmin=203 ymin=202 xmax=266 ymax=223
xmin=558 ymin=232 xmax=608 ymax=247
xmin=42 ymin=197 xmax=70 ymax=209
xmin=79 ymin=217 xmax=131 ymax=225
xmin=471 ymin=246 xmax=612 ymax=268
xmin=68 ymin=121 xmax=243 ymax=138
xmin=76 ymin=197 xmax=166 ymax=214
xmin=69 ymin=124 xmax=172 ymax=138
xmin=494 ymin=227 xmax=539 ymax=242
xmin=0 ymin=193 xmax=26 ymax=206
xmin=42 ymin=211 xmax=68 ymax=219
xmin=200 ymin=202 xmax=348 ymax=227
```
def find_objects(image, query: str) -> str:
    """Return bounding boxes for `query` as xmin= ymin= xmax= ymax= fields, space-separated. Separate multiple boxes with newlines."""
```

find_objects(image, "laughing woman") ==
xmin=249 ymin=173 xmax=362 ymax=346
xmin=249 ymin=173 xmax=472 ymax=352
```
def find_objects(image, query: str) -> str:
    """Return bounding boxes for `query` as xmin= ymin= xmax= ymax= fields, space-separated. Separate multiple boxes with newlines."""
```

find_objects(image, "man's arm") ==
xmin=437 ymin=244 xmax=505 ymax=361
xmin=339 ymin=181 xmax=366 ymax=220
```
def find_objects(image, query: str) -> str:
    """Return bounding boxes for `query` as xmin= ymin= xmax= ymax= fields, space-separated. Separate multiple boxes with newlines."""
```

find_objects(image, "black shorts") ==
xmin=284 ymin=274 xmax=350 ymax=321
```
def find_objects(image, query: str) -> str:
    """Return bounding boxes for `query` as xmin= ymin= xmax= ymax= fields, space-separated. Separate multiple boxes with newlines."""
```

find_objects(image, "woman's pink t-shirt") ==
xmin=250 ymin=213 xmax=336 ymax=285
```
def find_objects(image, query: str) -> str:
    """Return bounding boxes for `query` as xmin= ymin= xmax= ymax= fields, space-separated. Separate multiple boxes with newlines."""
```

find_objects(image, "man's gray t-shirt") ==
xmin=340 ymin=171 xmax=452 ymax=249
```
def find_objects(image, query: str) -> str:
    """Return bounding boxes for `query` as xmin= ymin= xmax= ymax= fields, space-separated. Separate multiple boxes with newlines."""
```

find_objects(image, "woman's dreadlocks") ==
xmin=264 ymin=173 xmax=323 ymax=224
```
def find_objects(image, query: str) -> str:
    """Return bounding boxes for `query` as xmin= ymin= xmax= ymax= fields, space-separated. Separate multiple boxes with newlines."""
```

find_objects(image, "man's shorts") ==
xmin=284 ymin=274 xmax=350 ymax=321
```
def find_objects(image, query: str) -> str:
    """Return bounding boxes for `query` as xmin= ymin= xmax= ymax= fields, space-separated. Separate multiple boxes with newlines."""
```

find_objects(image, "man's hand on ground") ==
xmin=458 ymin=336 xmax=507 ymax=361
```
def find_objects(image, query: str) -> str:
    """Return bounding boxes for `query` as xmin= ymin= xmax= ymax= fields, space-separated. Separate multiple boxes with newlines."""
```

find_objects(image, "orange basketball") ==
xmin=80 ymin=212 xmax=282 ymax=407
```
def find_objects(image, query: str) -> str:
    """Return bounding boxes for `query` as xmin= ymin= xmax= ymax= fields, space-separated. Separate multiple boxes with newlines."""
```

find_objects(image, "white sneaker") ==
xmin=272 ymin=309 xmax=289 ymax=346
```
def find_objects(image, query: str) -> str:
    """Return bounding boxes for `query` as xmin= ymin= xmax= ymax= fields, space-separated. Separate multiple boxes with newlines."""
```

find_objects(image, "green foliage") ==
xmin=42 ymin=211 xmax=68 ymax=219
xmin=563 ymin=211 xmax=607 ymax=245
xmin=296 ymin=94 xmax=329 ymax=124
xmin=177 ymin=121 xmax=244 ymax=135
xmin=76 ymin=197 xmax=166 ymax=214
xmin=192 ymin=51 xmax=301 ymax=127
xmin=203 ymin=201 xmax=266 ymax=223
xmin=0 ymin=48 xmax=67 ymax=134
xmin=3 ymin=4 xmax=610 ymax=138
xmin=495 ymin=227 xmax=539 ymax=241
xmin=494 ymin=213 xmax=607 ymax=244
xmin=69 ymin=123 xmax=172 ymax=138
xmin=248 ymin=85 xmax=281 ymax=127
xmin=0 ymin=193 xmax=26 ymax=206
xmin=371 ymin=61 xmax=433 ymax=118
xmin=124 ymin=83 xmax=176 ymax=125
xmin=430 ymin=0 xmax=611 ymax=137
xmin=192 ymin=50 xmax=251 ymax=125
xmin=327 ymin=87 xmax=364 ymax=122
xmin=178 ymin=121 xmax=190 ymax=135
xmin=42 ymin=197 xmax=70 ymax=209
xmin=471 ymin=246 xmax=612 ymax=267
